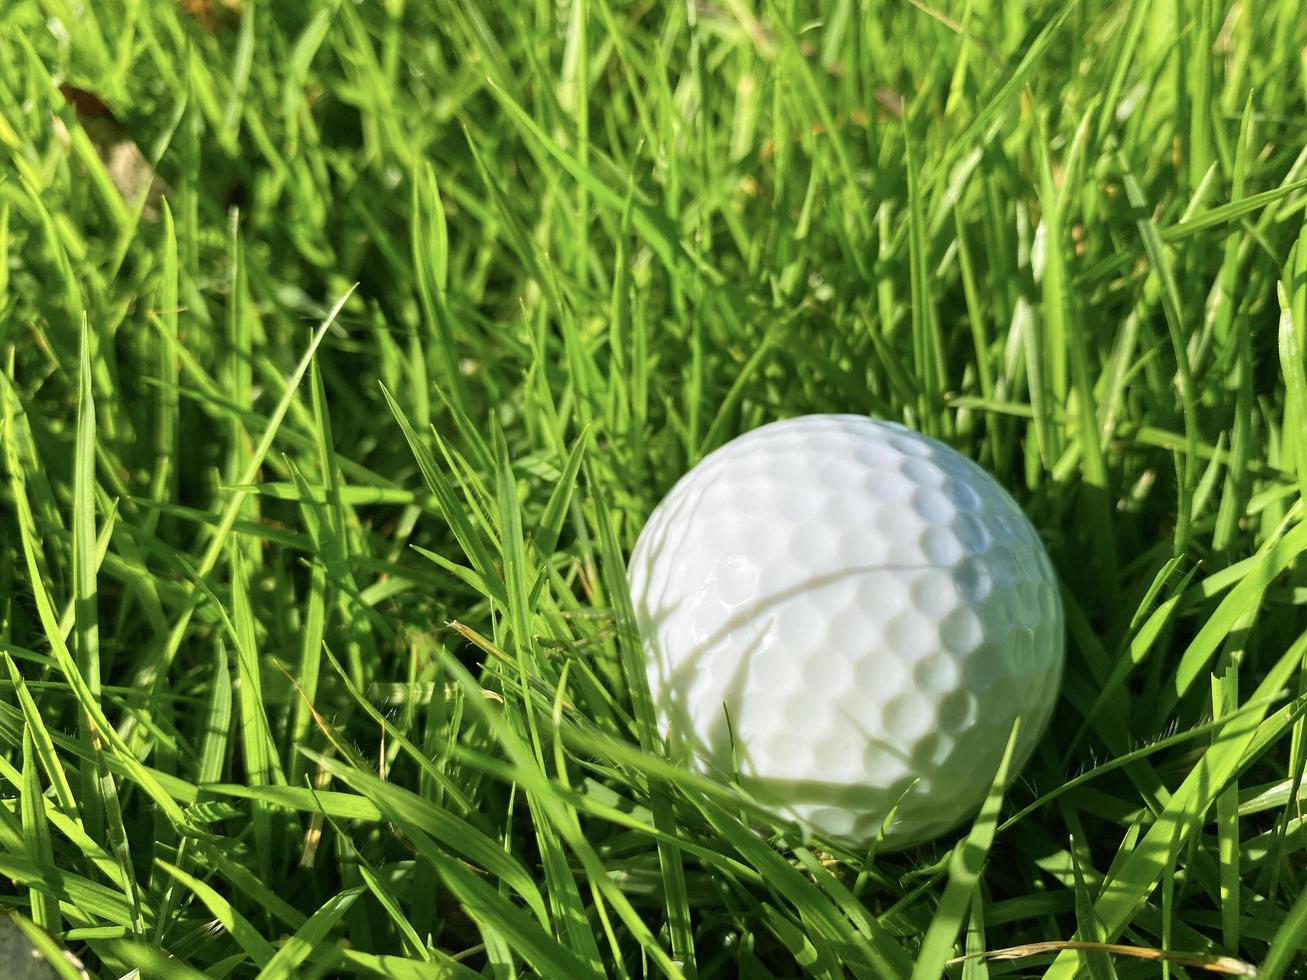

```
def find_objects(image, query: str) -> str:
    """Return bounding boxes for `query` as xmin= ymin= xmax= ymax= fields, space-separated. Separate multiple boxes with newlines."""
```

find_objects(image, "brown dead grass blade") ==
xmin=179 ymin=0 xmax=242 ymax=32
xmin=947 ymin=940 xmax=1258 ymax=976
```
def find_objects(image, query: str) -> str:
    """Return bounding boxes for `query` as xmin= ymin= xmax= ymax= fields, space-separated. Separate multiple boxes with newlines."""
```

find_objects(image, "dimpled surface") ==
xmin=628 ymin=415 xmax=1063 ymax=849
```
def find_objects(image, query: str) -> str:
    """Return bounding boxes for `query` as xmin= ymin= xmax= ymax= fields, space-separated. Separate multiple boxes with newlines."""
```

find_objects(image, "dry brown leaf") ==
xmin=57 ymin=84 xmax=114 ymax=120
xmin=56 ymin=85 xmax=171 ymax=216
xmin=179 ymin=0 xmax=242 ymax=32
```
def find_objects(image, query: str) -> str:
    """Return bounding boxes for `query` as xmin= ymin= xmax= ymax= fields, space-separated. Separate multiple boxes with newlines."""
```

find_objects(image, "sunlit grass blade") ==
xmin=911 ymin=721 xmax=1020 ymax=980
xmin=21 ymin=728 xmax=62 ymax=932
xmin=1257 ymin=883 xmax=1307 ymax=980
xmin=1279 ymin=275 xmax=1307 ymax=506
xmin=71 ymin=322 xmax=105 ymax=851
xmin=929 ymin=0 xmax=1082 ymax=186
xmin=228 ymin=547 xmax=284 ymax=874
xmin=0 ymin=854 xmax=138 ymax=927
xmin=253 ymin=887 xmax=363 ymax=980
xmin=301 ymin=749 xmax=549 ymax=925
xmin=1044 ymin=633 xmax=1307 ymax=977
xmin=155 ymin=860 xmax=276 ymax=968
xmin=137 ymin=286 xmax=356 ymax=688
xmin=380 ymin=384 xmax=506 ymax=603
xmin=307 ymin=749 xmax=600 ymax=979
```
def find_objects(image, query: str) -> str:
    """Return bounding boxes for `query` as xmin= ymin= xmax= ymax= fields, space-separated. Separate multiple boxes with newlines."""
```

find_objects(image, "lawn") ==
xmin=1 ymin=0 xmax=1306 ymax=976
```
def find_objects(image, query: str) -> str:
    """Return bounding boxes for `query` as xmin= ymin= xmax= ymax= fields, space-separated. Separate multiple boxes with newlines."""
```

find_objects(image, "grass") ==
xmin=0 ymin=0 xmax=1306 ymax=976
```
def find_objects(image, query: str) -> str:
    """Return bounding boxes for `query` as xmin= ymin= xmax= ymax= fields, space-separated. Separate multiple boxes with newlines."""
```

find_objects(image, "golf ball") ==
xmin=628 ymin=415 xmax=1063 ymax=849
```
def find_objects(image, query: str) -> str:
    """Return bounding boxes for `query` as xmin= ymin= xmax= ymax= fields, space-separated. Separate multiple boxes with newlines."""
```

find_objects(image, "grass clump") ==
xmin=1 ymin=0 xmax=1306 ymax=976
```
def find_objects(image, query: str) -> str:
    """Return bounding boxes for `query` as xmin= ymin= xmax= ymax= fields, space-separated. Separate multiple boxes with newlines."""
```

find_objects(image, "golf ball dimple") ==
xmin=628 ymin=415 xmax=1064 ymax=850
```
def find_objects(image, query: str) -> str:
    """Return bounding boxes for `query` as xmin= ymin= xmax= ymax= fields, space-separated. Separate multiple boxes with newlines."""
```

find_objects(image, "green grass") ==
xmin=1 ymin=0 xmax=1306 ymax=976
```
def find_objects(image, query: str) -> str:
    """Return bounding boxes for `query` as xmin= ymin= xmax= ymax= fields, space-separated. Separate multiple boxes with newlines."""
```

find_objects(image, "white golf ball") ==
xmin=628 ymin=415 xmax=1063 ymax=849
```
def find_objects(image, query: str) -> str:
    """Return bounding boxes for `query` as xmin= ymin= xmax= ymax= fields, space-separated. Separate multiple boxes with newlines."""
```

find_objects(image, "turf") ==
xmin=1 ymin=0 xmax=1306 ymax=976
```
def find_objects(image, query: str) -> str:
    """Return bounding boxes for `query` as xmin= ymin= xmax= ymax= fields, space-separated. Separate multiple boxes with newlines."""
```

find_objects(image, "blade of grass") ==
xmin=253 ymin=887 xmax=363 ymax=980
xmin=134 ymin=286 xmax=356 ymax=689
xmin=911 ymin=721 xmax=1021 ymax=980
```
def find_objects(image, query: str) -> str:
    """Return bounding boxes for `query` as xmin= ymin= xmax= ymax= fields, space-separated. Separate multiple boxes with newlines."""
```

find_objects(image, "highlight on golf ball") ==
xmin=628 ymin=414 xmax=1064 ymax=849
